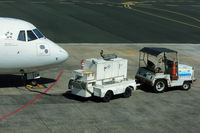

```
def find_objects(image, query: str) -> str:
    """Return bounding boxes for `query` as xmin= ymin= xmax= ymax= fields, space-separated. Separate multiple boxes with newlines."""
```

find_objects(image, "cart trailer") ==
xmin=69 ymin=56 xmax=137 ymax=102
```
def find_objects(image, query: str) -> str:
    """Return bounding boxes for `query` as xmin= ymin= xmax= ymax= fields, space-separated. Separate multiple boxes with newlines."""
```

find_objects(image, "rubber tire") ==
xmin=154 ymin=80 xmax=167 ymax=93
xmin=123 ymin=87 xmax=132 ymax=98
xmin=103 ymin=91 xmax=113 ymax=102
xmin=30 ymin=80 xmax=38 ymax=86
xmin=68 ymin=79 xmax=74 ymax=89
xmin=182 ymin=82 xmax=191 ymax=91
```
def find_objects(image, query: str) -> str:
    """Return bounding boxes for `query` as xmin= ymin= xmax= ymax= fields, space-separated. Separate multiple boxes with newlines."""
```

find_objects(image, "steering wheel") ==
xmin=155 ymin=67 xmax=162 ymax=73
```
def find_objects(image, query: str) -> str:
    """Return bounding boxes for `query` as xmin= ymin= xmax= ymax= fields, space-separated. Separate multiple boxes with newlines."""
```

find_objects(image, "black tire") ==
xmin=154 ymin=80 xmax=167 ymax=93
xmin=68 ymin=79 xmax=74 ymax=89
xmin=30 ymin=80 xmax=38 ymax=86
xmin=103 ymin=91 xmax=113 ymax=102
xmin=123 ymin=87 xmax=132 ymax=98
xmin=182 ymin=82 xmax=191 ymax=91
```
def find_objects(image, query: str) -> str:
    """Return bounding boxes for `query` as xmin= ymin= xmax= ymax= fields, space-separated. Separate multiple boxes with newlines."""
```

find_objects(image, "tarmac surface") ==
xmin=0 ymin=0 xmax=200 ymax=43
xmin=1 ymin=0 xmax=200 ymax=132
xmin=0 ymin=44 xmax=200 ymax=133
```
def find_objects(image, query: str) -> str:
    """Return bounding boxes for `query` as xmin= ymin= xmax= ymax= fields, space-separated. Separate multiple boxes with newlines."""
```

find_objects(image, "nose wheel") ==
xmin=22 ymin=72 xmax=44 ymax=88
xmin=27 ymin=79 xmax=38 ymax=86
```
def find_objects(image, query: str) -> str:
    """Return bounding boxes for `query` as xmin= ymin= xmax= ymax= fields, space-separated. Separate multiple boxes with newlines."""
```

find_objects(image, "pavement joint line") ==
xmin=34 ymin=109 xmax=52 ymax=132
xmin=126 ymin=6 xmax=200 ymax=29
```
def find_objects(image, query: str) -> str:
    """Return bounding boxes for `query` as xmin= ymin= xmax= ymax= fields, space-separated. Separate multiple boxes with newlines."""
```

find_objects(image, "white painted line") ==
xmin=106 ymin=4 xmax=116 ymax=7
xmin=84 ymin=2 xmax=104 ymax=5
xmin=191 ymin=5 xmax=200 ymax=7
xmin=94 ymin=3 xmax=104 ymax=5
xmin=0 ymin=0 xmax=15 ymax=3
xmin=31 ymin=1 xmax=47 ymax=4
xmin=117 ymin=6 xmax=123 ymax=8
xmin=166 ymin=4 xmax=179 ymax=7
xmin=84 ymin=1 xmax=105 ymax=5
xmin=139 ymin=4 xmax=153 ymax=6
xmin=59 ymin=2 xmax=75 ymax=5
xmin=72 ymin=0 xmax=80 ymax=3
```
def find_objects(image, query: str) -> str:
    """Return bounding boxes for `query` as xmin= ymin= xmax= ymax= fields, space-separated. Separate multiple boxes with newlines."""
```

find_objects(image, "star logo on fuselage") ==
xmin=5 ymin=31 xmax=13 ymax=39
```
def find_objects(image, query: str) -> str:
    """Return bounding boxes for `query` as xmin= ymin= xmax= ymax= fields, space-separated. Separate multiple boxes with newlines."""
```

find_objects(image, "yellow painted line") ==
xmin=144 ymin=6 xmax=200 ymax=23
xmin=180 ymin=56 xmax=200 ymax=59
xmin=121 ymin=1 xmax=135 ymax=5
xmin=127 ymin=7 xmax=200 ymax=29
xmin=121 ymin=1 xmax=144 ymax=5
xmin=123 ymin=51 xmax=137 ymax=54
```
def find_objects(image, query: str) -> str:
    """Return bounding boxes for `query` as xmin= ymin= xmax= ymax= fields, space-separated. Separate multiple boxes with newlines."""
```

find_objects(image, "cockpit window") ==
xmin=27 ymin=30 xmax=37 ymax=41
xmin=17 ymin=31 xmax=26 ymax=41
xmin=33 ymin=29 xmax=44 ymax=38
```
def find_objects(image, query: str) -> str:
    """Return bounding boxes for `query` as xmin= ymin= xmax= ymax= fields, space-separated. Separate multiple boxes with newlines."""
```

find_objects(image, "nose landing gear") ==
xmin=22 ymin=72 xmax=44 ymax=88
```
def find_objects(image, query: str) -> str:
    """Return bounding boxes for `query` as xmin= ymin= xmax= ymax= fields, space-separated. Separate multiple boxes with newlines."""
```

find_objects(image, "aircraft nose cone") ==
xmin=58 ymin=48 xmax=69 ymax=62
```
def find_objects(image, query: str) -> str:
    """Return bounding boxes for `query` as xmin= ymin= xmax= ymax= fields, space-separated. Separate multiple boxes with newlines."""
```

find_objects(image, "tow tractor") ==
xmin=68 ymin=51 xmax=137 ymax=102
xmin=136 ymin=47 xmax=195 ymax=93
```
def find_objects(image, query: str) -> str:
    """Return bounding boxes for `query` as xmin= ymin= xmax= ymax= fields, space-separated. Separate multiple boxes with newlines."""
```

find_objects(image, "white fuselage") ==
xmin=0 ymin=17 xmax=69 ymax=74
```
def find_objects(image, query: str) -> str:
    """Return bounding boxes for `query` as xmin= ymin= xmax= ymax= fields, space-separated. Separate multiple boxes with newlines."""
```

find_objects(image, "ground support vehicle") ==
xmin=135 ymin=47 xmax=195 ymax=93
xmin=69 ymin=55 xmax=137 ymax=102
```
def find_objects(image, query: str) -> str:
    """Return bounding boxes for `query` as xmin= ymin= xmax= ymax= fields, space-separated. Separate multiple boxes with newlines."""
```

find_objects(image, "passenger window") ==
xmin=17 ymin=31 xmax=26 ymax=41
xmin=27 ymin=30 xmax=37 ymax=41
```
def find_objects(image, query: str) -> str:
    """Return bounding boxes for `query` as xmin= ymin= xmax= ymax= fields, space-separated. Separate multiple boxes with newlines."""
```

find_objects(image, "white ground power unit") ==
xmin=69 ymin=57 xmax=137 ymax=102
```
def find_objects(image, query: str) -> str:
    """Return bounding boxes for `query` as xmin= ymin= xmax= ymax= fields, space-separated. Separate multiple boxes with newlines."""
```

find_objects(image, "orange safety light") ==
xmin=80 ymin=60 xmax=85 ymax=69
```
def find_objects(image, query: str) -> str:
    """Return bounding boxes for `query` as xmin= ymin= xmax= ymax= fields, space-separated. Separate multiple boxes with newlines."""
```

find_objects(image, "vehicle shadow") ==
xmin=138 ymin=84 xmax=185 ymax=93
xmin=138 ymin=84 xmax=155 ymax=93
xmin=63 ymin=91 xmax=102 ymax=103
xmin=63 ymin=90 xmax=124 ymax=103
xmin=165 ymin=86 xmax=185 ymax=92
xmin=0 ymin=74 xmax=56 ymax=88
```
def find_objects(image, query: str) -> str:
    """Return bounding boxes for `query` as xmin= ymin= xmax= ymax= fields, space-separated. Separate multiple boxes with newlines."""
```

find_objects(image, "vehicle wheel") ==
xmin=30 ymin=80 xmax=38 ymax=86
xmin=154 ymin=80 xmax=167 ymax=93
xmin=102 ymin=91 xmax=113 ymax=102
xmin=182 ymin=82 xmax=191 ymax=91
xmin=123 ymin=87 xmax=132 ymax=98
xmin=68 ymin=79 xmax=74 ymax=89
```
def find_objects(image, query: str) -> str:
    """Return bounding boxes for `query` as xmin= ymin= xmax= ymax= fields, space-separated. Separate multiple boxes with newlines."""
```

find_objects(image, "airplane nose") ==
xmin=42 ymin=38 xmax=69 ymax=65
xmin=57 ymin=48 xmax=69 ymax=63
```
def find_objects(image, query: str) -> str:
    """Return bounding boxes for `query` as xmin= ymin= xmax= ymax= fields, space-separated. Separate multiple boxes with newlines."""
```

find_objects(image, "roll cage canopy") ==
xmin=139 ymin=47 xmax=178 ymax=73
xmin=140 ymin=47 xmax=177 ymax=56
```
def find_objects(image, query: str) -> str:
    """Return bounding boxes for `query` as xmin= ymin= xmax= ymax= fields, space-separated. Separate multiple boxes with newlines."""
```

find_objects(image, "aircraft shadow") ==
xmin=0 ymin=74 xmax=56 ymax=88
